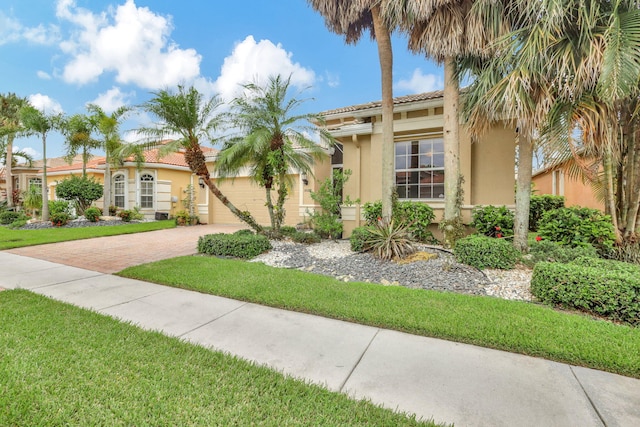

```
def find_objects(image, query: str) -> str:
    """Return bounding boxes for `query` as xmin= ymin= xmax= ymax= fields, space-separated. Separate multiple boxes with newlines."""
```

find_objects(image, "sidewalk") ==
xmin=1 ymin=250 xmax=639 ymax=426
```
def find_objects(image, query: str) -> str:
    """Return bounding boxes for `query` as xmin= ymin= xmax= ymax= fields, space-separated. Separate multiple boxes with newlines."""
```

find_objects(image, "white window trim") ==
xmin=136 ymin=170 xmax=156 ymax=210
xmin=112 ymin=172 xmax=128 ymax=210
xmin=394 ymin=138 xmax=445 ymax=201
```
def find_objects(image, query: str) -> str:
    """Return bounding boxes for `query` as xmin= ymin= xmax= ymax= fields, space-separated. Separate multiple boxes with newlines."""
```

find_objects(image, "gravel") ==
xmin=251 ymin=240 xmax=533 ymax=301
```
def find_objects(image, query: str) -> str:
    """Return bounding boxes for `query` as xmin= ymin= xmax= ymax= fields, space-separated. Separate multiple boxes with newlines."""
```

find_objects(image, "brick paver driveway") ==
xmin=7 ymin=224 xmax=245 ymax=273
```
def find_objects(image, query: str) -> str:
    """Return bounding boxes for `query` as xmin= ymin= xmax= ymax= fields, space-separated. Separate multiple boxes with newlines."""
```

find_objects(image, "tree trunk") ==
xmin=103 ymin=153 xmax=111 ymax=217
xmin=624 ymin=127 xmax=640 ymax=238
xmin=265 ymin=185 xmax=276 ymax=231
xmin=275 ymin=176 xmax=288 ymax=233
xmin=203 ymin=176 xmax=263 ymax=233
xmin=513 ymin=131 xmax=533 ymax=252
xmin=603 ymin=143 xmax=621 ymax=242
xmin=443 ymin=58 xmax=461 ymax=222
xmin=41 ymin=135 xmax=49 ymax=222
xmin=371 ymin=5 xmax=394 ymax=221
xmin=6 ymin=134 xmax=14 ymax=208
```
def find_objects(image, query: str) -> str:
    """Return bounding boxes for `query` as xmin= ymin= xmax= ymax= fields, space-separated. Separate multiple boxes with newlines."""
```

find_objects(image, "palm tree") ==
xmin=217 ymin=75 xmax=332 ymax=236
xmin=19 ymin=105 xmax=62 ymax=221
xmin=130 ymin=85 xmax=263 ymax=232
xmin=307 ymin=0 xmax=395 ymax=221
xmin=61 ymin=113 xmax=100 ymax=177
xmin=0 ymin=93 xmax=28 ymax=208
xmin=86 ymin=104 xmax=131 ymax=216
xmin=383 ymin=0 xmax=509 ymax=247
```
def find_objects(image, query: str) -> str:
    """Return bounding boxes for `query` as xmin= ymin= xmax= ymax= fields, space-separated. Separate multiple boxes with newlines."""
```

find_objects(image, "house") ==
xmin=532 ymin=161 xmax=604 ymax=211
xmin=320 ymin=90 xmax=517 ymax=236
xmin=9 ymin=147 xmax=210 ymax=220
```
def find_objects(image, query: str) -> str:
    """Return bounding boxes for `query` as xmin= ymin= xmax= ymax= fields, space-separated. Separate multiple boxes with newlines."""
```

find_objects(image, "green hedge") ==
xmin=531 ymin=257 xmax=640 ymax=325
xmin=526 ymin=240 xmax=599 ymax=265
xmin=197 ymin=233 xmax=272 ymax=259
xmin=537 ymin=206 xmax=615 ymax=251
xmin=454 ymin=235 xmax=520 ymax=270
xmin=471 ymin=205 xmax=514 ymax=238
xmin=362 ymin=199 xmax=435 ymax=243
xmin=0 ymin=211 xmax=21 ymax=225
xmin=350 ymin=226 xmax=371 ymax=252
xmin=529 ymin=195 xmax=564 ymax=231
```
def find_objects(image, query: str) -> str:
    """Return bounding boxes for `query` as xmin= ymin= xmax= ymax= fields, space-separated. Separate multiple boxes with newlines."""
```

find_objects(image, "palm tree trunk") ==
xmin=41 ymin=135 xmax=49 ymax=222
xmin=514 ymin=130 xmax=533 ymax=252
xmin=371 ymin=4 xmax=394 ymax=221
xmin=275 ymin=176 xmax=288 ymax=233
xmin=602 ymin=143 xmax=621 ymax=242
xmin=265 ymin=186 xmax=276 ymax=231
xmin=103 ymin=154 xmax=111 ymax=217
xmin=6 ymin=134 xmax=14 ymax=208
xmin=624 ymin=127 xmax=640 ymax=238
xmin=203 ymin=176 xmax=263 ymax=233
xmin=443 ymin=57 xmax=461 ymax=222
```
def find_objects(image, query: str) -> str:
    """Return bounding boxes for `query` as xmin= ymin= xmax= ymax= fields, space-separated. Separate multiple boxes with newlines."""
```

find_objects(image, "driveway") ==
xmin=7 ymin=224 xmax=245 ymax=273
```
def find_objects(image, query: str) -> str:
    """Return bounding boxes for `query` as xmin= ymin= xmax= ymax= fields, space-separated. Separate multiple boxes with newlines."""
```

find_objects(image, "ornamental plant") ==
xmin=197 ymin=233 xmax=271 ymax=258
xmin=537 ymin=206 xmax=615 ymax=252
xmin=55 ymin=175 xmax=103 ymax=215
xmin=529 ymin=194 xmax=564 ymax=231
xmin=362 ymin=194 xmax=435 ymax=243
xmin=50 ymin=211 xmax=70 ymax=227
xmin=471 ymin=205 xmax=514 ymax=238
xmin=360 ymin=218 xmax=416 ymax=261
xmin=454 ymin=235 xmax=520 ymax=269
xmin=83 ymin=207 xmax=101 ymax=222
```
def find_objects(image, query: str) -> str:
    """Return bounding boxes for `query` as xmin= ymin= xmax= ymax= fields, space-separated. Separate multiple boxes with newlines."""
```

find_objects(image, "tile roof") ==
xmin=320 ymin=90 xmax=445 ymax=116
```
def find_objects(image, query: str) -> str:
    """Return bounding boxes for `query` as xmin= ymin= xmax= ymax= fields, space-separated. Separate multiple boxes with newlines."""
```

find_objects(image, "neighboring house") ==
xmin=320 ymin=90 xmax=517 ymax=236
xmin=11 ymin=147 xmax=210 ymax=220
xmin=532 ymin=161 xmax=604 ymax=211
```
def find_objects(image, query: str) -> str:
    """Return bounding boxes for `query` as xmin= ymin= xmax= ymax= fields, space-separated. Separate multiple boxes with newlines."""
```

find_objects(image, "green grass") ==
xmin=0 ymin=290 xmax=443 ymax=426
xmin=0 ymin=220 xmax=176 ymax=249
xmin=119 ymin=255 xmax=640 ymax=379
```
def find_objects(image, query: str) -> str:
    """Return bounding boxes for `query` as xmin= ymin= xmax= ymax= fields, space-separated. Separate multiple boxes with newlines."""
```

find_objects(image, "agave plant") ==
xmin=363 ymin=218 xmax=416 ymax=261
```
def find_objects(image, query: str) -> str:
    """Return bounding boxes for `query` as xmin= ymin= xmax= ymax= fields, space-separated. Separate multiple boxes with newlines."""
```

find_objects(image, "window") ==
xmin=395 ymin=138 xmax=445 ymax=199
xmin=113 ymin=174 xmax=125 ymax=208
xmin=29 ymin=177 xmax=42 ymax=192
xmin=140 ymin=173 xmax=154 ymax=208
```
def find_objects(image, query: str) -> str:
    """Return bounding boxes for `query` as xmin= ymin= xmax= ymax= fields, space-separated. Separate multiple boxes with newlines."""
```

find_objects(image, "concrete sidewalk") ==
xmin=1 ymin=251 xmax=639 ymax=427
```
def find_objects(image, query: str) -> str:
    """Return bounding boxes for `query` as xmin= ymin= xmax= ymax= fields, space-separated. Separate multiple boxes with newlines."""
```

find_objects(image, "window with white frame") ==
xmin=113 ymin=174 xmax=125 ymax=208
xmin=29 ymin=177 xmax=42 ymax=192
xmin=139 ymin=173 xmax=154 ymax=208
xmin=395 ymin=138 xmax=445 ymax=199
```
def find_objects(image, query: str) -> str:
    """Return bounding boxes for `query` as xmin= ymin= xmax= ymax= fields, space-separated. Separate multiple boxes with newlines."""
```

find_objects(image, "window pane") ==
xmin=433 ymin=184 xmax=445 ymax=199
xmin=419 ymin=186 xmax=433 ymax=199
xmin=394 ymin=138 xmax=445 ymax=200
xmin=396 ymin=185 xmax=407 ymax=199
xmin=432 ymin=138 xmax=444 ymax=153
xmin=433 ymin=153 xmax=444 ymax=167
xmin=395 ymin=142 xmax=408 ymax=156
xmin=395 ymin=155 xmax=407 ymax=169
xmin=408 ymin=185 xmax=419 ymax=199
xmin=396 ymin=171 xmax=410 ymax=185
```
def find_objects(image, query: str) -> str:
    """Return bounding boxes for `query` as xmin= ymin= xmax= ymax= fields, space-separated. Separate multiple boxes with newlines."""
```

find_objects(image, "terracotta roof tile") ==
xmin=321 ymin=90 xmax=445 ymax=116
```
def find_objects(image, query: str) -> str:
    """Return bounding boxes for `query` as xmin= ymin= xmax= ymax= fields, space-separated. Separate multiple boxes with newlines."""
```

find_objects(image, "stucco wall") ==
xmin=532 ymin=167 xmax=604 ymax=211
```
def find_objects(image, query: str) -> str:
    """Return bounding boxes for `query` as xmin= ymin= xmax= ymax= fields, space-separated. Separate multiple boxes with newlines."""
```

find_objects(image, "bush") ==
xmin=55 ymin=175 xmax=103 ymax=215
xmin=108 ymin=205 xmax=118 ymax=216
xmin=9 ymin=219 xmax=28 ymax=229
xmin=526 ymin=240 xmax=599 ymax=266
xmin=471 ymin=205 xmax=514 ymax=238
xmin=537 ymin=206 xmax=616 ymax=251
xmin=310 ymin=212 xmax=342 ymax=239
xmin=84 ymin=207 xmax=101 ymax=222
xmin=454 ymin=235 xmax=521 ymax=270
xmin=362 ymin=198 xmax=436 ymax=243
xmin=308 ymin=169 xmax=356 ymax=240
xmin=197 ymin=233 xmax=272 ymax=259
xmin=49 ymin=200 xmax=73 ymax=216
xmin=50 ymin=211 xmax=70 ymax=227
xmin=531 ymin=258 xmax=640 ymax=325
xmin=350 ymin=226 xmax=371 ymax=252
xmin=360 ymin=219 xmax=416 ymax=261
xmin=117 ymin=210 xmax=133 ymax=222
xmin=602 ymin=239 xmax=640 ymax=265
xmin=0 ymin=211 xmax=21 ymax=225
xmin=233 ymin=229 xmax=255 ymax=236
xmin=529 ymin=195 xmax=564 ymax=231
xmin=279 ymin=226 xmax=298 ymax=237
xmin=291 ymin=231 xmax=322 ymax=244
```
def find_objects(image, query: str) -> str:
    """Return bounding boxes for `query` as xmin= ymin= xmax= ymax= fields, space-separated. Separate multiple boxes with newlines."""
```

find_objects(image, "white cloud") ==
xmin=395 ymin=69 xmax=443 ymax=94
xmin=37 ymin=70 xmax=52 ymax=80
xmin=57 ymin=0 xmax=201 ymax=88
xmin=324 ymin=71 xmax=340 ymax=88
xmin=0 ymin=11 xmax=59 ymax=46
xmin=213 ymin=36 xmax=316 ymax=102
xmin=89 ymin=86 xmax=135 ymax=113
xmin=28 ymin=94 xmax=64 ymax=114
xmin=14 ymin=146 xmax=40 ymax=160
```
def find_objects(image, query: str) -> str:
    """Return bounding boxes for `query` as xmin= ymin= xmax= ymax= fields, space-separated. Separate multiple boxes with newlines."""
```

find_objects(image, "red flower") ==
xmin=497 ymin=233 xmax=503 ymax=238
xmin=495 ymin=226 xmax=501 ymax=231
xmin=536 ymin=235 xmax=542 ymax=241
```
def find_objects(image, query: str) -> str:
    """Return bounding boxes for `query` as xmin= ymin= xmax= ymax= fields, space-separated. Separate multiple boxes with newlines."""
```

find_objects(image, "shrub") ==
xmin=233 ymin=229 xmax=255 ymax=236
xmin=308 ymin=169 xmax=356 ymax=240
xmin=49 ymin=200 xmax=73 ymax=216
xmin=360 ymin=219 xmax=416 ymax=261
xmin=0 ymin=211 xmax=21 ymax=225
xmin=117 ymin=209 xmax=133 ymax=222
xmin=197 ymin=233 xmax=272 ymax=259
xmin=55 ymin=175 xmax=103 ymax=215
xmin=9 ymin=219 xmax=28 ymax=229
xmin=50 ymin=211 xmax=70 ymax=227
xmin=279 ymin=226 xmax=298 ymax=237
xmin=84 ymin=207 xmax=101 ymax=222
xmin=174 ymin=210 xmax=190 ymax=226
xmin=362 ymin=198 xmax=436 ymax=243
xmin=454 ymin=235 xmax=520 ymax=270
xmin=529 ymin=195 xmax=564 ymax=231
xmin=526 ymin=240 xmax=599 ymax=266
xmin=350 ymin=226 xmax=371 ymax=252
xmin=537 ymin=206 xmax=616 ymax=251
xmin=531 ymin=258 xmax=640 ymax=325
xmin=310 ymin=212 xmax=342 ymax=239
xmin=291 ymin=231 xmax=322 ymax=244
xmin=602 ymin=239 xmax=640 ymax=265
xmin=471 ymin=205 xmax=514 ymax=238
xmin=108 ymin=205 xmax=118 ymax=216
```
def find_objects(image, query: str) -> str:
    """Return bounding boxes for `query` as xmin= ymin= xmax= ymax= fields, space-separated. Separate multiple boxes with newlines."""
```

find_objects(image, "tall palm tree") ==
xmin=217 ymin=75 xmax=332 ymax=236
xmin=307 ymin=0 xmax=395 ymax=220
xmin=384 ymin=0 xmax=509 ymax=247
xmin=61 ymin=113 xmax=100 ymax=177
xmin=0 ymin=93 xmax=28 ymax=208
xmin=19 ymin=105 xmax=62 ymax=221
xmin=86 ymin=104 xmax=131 ymax=216
xmin=130 ymin=85 xmax=263 ymax=232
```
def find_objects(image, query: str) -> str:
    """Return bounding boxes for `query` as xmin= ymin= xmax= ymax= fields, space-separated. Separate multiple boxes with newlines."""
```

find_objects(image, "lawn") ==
xmin=0 ymin=220 xmax=176 ymax=249
xmin=0 ymin=290 xmax=443 ymax=426
xmin=119 ymin=255 xmax=640 ymax=379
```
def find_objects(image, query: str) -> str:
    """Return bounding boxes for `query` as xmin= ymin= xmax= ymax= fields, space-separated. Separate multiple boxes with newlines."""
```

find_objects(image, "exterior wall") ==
xmin=47 ymin=171 xmax=105 ymax=209
xmin=532 ymin=167 xmax=604 ymax=211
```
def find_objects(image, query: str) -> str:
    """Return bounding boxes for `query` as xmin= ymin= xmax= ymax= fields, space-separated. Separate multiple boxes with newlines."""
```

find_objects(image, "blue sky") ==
xmin=1 ymin=0 xmax=444 ymax=160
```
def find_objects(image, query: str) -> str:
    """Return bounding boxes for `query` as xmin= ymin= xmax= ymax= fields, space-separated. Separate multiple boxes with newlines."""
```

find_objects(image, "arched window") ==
xmin=29 ymin=177 xmax=42 ymax=192
xmin=140 ymin=173 xmax=154 ymax=208
xmin=113 ymin=174 xmax=125 ymax=208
